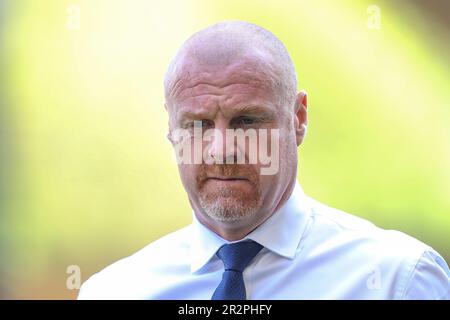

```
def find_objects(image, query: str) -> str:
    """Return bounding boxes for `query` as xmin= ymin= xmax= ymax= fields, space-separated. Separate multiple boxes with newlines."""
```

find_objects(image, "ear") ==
xmin=294 ymin=90 xmax=308 ymax=146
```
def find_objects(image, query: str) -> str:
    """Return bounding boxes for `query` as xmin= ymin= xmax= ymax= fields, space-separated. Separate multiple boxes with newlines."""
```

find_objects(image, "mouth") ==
xmin=202 ymin=176 xmax=256 ymax=192
xmin=206 ymin=176 xmax=248 ymax=181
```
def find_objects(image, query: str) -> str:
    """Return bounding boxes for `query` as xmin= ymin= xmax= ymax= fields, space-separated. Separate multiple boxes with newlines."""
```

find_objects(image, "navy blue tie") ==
xmin=211 ymin=241 xmax=263 ymax=300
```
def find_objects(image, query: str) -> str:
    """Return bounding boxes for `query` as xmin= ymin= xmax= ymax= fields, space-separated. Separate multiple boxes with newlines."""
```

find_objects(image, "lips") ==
xmin=207 ymin=176 xmax=248 ymax=181
xmin=201 ymin=175 xmax=256 ymax=189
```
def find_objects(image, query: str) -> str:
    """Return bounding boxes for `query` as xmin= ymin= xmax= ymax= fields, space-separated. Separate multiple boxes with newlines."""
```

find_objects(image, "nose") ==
xmin=206 ymin=123 xmax=236 ymax=164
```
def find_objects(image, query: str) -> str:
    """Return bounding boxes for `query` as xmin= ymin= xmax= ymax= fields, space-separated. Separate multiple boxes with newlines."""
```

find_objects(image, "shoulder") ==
xmin=401 ymin=248 xmax=450 ymax=299
xmin=307 ymin=197 xmax=429 ymax=254
xmin=77 ymin=224 xmax=192 ymax=299
xmin=306 ymin=197 xmax=450 ymax=299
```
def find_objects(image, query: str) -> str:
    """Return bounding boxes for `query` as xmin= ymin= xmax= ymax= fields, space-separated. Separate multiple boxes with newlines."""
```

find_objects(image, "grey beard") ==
xmin=198 ymin=192 xmax=261 ymax=222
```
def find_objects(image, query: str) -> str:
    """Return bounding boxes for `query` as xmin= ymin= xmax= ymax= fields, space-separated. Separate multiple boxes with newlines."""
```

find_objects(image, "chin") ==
xmin=199 ymin=192 xmax=261 ymax=222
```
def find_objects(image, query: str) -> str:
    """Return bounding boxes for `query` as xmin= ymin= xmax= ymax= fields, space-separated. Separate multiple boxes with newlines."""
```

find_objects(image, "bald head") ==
xmin=164 ymin=21 xmax=298 ymax=108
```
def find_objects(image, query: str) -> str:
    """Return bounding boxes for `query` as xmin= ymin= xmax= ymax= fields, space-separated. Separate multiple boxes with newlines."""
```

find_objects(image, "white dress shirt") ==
xmin=78 ymin=181 xmax=450 ymax=299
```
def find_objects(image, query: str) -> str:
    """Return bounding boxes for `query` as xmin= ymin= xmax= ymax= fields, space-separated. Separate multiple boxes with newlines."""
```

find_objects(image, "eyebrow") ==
xmin=177 ymin=105 xmax=275 ymax=121
xmin=233 ymin=105 xmax=274 ymax=116
xmin=177 ymin=109 xmax=212 ymax=121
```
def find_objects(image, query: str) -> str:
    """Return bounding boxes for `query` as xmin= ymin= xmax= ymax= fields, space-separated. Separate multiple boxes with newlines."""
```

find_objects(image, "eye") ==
xmin=235 ymin=116 xmax=256 ymax=125
xmin=198 ymin=120 xmax=214 ymax=128
xmin=184 ymin=119 xmax=212 ymax=129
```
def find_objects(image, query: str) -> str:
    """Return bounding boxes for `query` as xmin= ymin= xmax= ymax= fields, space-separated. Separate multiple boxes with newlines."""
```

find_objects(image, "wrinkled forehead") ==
xmin=166 ymin=53 xmax=281 ymax=109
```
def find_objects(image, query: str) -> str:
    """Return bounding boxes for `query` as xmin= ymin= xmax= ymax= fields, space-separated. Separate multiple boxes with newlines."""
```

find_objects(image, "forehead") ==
xmin=169 ymin=57 xmax=280 ymax=119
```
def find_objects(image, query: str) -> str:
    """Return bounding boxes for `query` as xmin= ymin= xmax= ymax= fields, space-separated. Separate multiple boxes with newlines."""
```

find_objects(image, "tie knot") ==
xmin=216 ymin=241 xmax=263 ymax=272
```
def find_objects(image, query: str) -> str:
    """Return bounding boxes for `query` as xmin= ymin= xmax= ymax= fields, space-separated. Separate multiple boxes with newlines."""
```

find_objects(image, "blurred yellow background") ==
xmin=1 ymin=0 xmax=449 ymax=299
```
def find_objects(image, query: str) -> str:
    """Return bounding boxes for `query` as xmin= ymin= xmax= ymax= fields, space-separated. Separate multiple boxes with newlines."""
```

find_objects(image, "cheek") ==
xmin=257 ymin=172 xmax=282 ymax=202
xmin=178 ymin=164 xmax=206 ymax=192
xmin=178 ymin=164 xmax=200 ymax=189
xmin=279 ymin=126 xmax=297 ymax=153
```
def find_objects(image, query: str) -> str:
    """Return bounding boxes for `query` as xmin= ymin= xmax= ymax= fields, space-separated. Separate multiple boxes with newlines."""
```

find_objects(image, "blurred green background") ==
xmin=0 ymin=0 xmax=449 ymax=299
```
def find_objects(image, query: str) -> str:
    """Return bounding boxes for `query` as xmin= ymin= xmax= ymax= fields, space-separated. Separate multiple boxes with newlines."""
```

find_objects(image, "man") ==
xmin=78 ymin=21 xmax=450 ymax=299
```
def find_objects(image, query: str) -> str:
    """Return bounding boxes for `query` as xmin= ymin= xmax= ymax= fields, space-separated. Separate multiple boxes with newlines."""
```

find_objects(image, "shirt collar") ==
xmin=189 ymin=180 xmax=312 ymax=274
